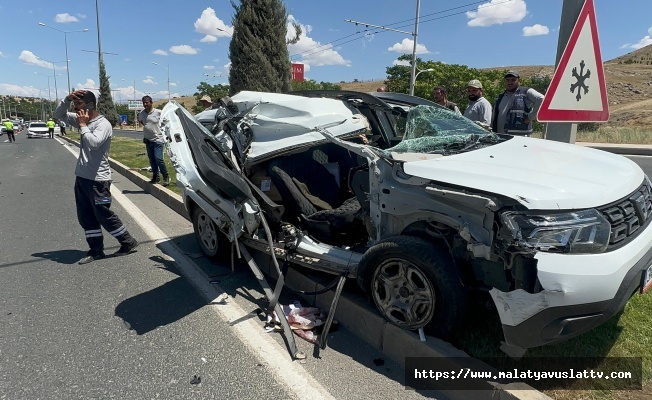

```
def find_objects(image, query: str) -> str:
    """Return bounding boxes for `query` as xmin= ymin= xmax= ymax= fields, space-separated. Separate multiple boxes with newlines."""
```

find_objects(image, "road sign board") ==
xmin=538 ymin=0 xmax=609 ymax=122
xmin=128 ymin=100 xmax=144 ymax=111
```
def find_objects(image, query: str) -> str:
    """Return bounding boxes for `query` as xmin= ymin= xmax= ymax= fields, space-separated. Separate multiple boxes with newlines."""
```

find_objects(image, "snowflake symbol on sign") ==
xmin=570 ymin=60 xmax=591 ymax=101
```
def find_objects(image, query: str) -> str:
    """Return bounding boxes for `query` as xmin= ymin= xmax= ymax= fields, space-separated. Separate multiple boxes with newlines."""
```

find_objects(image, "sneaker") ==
xmin=161 ymin=176 xmax=170 ymax=187
xmin=114 ymin=239 xmax=139 ymax=256
xmin=149 ymin=176 xmax=160 ymax=184
xmin=78 ymin=251 xmax=106 ymax=265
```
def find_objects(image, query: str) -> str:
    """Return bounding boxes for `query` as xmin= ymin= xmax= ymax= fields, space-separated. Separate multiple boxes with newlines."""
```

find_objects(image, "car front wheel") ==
xmin=192 ymin=207 xmax=231 ymax=261
xmin=360 ymin=236 xmax=468 ymax=339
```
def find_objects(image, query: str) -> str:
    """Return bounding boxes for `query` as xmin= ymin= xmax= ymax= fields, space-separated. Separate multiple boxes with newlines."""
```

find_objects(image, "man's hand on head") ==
xmin=67 ymin=90 xmax=87 ymax=102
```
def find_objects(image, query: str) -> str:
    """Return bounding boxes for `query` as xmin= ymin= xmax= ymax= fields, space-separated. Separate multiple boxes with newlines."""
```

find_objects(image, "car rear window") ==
xmin=31 ymin=123 xmax=47 ymax=128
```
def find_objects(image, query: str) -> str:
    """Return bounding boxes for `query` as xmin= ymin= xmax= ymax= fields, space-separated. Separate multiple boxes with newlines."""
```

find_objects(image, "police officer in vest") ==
xmin=491 ymin=71 xmax=544 ymax=136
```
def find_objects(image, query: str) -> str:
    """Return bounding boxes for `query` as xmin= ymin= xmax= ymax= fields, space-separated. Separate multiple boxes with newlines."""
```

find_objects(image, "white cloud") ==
xmin=55 ymin=13 xmax=79 ymax=23
xmin=169 ymin=82 xmax=177 ymax=87
xmin=627 ymin=27 xmax=652 ymax=49
xmin=18 ymin=50 xmax=51 ymax=68
xmin=467 ymin=0 xmax=527 ymax=27
xmin=169 ymin=45 xmax=199 ymax=55
xmin=287 ymin=15 xmax=350 ymax=68
xmin=203 ymin=65 xmax=215 ymax=70
xmin=387 ymin=38 xmax=430 ymax=54
xmin=393 ymin=59 xmax=411 ymax=67
xmin=143 ymin=78 xmax=157 ymax=85
xmin=194 ymin=7 xmax=233 ymax=39
xmin=0 ymin=51 xmax=4 ymax=57
xmin=0 ymin=84 xmax=41 ymax=97
xmin=75 ymin=79 xmax=96 ymax=90
xmin=523 ymin=24 xmax=549 ymax=36
xmin=145 ymin=76 xmax=154 ymax=79
xmin=200 ymin=35 xmax=217 ymax=43
xmin=630 ymin=36 xmax=652 ymax=49
xmin=152 ymin=49 xmax=168 ymax=56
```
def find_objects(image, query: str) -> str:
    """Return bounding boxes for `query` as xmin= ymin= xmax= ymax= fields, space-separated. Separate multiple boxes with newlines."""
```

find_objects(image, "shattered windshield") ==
xmin=387 ymin=105 xmax=502 ymax=155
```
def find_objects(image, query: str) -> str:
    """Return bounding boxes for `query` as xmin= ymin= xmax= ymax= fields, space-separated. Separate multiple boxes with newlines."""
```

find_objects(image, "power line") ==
xmin=290 ymin=0 xmax=514 ymax=61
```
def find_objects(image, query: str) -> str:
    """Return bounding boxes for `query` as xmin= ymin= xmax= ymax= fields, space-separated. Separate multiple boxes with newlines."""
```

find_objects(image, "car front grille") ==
xmin=598 ymin=178 xmax=652 ymax=250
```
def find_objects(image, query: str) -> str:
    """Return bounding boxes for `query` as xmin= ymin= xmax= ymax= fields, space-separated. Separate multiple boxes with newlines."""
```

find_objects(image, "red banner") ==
xmin=291 ymin=63 xmax=304 ymax=82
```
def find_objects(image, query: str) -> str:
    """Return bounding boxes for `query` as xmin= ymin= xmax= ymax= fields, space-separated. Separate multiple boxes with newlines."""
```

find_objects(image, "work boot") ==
xmin=161 ymin=175 xmax=170 ymax=187
xmin=78 ymin=251 xmax=106 ymax=265
xmin=114 ymin=237 xmax=139 ymax=257
xmin=149 ymin=175 xmax=160 ymax=184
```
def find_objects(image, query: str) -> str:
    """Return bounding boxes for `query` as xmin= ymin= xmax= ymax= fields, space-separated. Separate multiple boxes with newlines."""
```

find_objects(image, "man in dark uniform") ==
xmin=54 ymin=90 xmax=139 ymax=264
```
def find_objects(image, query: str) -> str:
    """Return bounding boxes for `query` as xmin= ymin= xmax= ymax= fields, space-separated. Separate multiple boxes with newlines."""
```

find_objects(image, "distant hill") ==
xmin=606 ymin=44 xmax=652 ymax=65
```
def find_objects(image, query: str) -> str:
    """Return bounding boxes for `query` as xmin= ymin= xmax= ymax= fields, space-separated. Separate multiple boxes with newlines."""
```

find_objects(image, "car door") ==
xmin=160 ymin=101 xmax=254 ymax=227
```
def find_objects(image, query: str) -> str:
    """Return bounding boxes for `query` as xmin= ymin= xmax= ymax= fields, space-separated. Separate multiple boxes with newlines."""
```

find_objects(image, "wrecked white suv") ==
xmin=161 ymin=90 xmax=652 ymax=350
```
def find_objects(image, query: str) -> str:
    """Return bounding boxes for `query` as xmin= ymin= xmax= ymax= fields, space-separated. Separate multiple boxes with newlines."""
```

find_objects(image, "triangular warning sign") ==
xmin=538 ymin=0 xmax=609 ymax=122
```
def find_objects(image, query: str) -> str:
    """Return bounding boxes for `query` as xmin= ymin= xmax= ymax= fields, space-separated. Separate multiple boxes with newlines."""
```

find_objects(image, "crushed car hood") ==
xmin=401 ymin=136 xmax=644 ymax=210
xmin=229 ymin=91 xmax=369 ymax=164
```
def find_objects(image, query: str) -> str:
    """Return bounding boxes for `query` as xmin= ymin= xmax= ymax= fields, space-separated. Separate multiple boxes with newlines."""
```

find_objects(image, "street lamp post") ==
xmin=38 ymin=22 xmax=89 ymax=93
xmin=414 ymin=65 xmax=434 ymax=87
xmin=37 ymin=57 xmax=66 ymax=102
xmin=35 ymin=72 xmax=53 ymax=116
xmin=152 ymin=62 xmax=171 ymax=101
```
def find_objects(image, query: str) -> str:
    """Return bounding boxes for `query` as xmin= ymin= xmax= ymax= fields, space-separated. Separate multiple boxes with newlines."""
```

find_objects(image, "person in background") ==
xmin=59 ymin=120 xmax=67 ymax=136
xmin=491 ymin=71 xmax=545 ymax=136
xmin=138 ymin=95 xmax=170 ymax=186
xmin=53 ymin=90 xmax=139 ymax=264
xmin=463 ymin=79 xmax=492 ymax=126
xmin=432 ymin=86 xmax=461 ymax=114
xmin=376 ymin=86 xmax=387 ymax=92
xmin=46 ymin=118 xmax=56 ymax=139
xmin=200 ymin=95 xmax=213 ymax=110
xmin=3 ymin=120 xmax=15 ymax=143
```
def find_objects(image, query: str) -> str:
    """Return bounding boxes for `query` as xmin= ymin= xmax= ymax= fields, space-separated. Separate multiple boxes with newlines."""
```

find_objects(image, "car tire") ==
xmin=359 ymin=235 xmax=468 ymax=339
xmin=192 ymin=207 xmax=231 ymax=262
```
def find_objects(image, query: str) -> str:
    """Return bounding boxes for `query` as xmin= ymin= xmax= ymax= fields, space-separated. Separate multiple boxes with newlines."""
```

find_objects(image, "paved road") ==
xmin=0 ymin=137 xmax=435 ymax=399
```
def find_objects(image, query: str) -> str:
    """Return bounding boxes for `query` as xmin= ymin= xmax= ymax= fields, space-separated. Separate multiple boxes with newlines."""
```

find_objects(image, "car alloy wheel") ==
xmin=371 ymin=257 xmax=435 ymax=330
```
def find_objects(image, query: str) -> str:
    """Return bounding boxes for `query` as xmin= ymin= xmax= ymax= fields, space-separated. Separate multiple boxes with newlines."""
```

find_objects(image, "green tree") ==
xmin=228 ymin=0 xmax=292 ymax=94
xmin=191 ymin=82 xmax=231 ymax=113
xmin=289 ymin=79 xmax=342 ymax=91
xmin=97 ymin=60 xmax=119 ymax=126
xmin=385 ymin=54 xmax=505 ymax=112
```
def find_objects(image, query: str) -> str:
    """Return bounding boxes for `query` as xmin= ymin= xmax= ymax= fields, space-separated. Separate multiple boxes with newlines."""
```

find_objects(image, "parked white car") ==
xmin=27 ymin=122 xmax=49 ymax=138
xmin=161 ymin=90 xmax=652 ymax=351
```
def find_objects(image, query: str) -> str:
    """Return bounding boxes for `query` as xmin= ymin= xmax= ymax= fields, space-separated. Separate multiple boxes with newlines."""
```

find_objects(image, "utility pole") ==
xmin=345 ymin=0 xmax=422 ymax=95
xmin=545 ymin=0 xmax=585 ymax=143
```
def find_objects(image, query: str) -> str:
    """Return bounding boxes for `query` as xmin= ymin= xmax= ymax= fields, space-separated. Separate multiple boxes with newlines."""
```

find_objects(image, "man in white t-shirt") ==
xmin=463 ymin=79 xmax=492 ymax=126
xmin=138 ymin=96 xmax=170 ymax=186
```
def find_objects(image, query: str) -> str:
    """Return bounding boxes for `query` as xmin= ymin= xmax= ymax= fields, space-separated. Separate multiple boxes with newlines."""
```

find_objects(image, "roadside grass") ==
xmin=577 ymin=127 xmax=652 ymax=144
xmin=531 ymin=126 xmax=652 ymax=144
xmin=67 ymin=131 xmax=181 ymax=195
xmin=453 ymin=292 xmax=652 ymax=399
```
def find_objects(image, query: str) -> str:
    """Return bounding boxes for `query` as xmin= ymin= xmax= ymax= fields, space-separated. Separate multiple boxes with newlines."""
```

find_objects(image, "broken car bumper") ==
xmin=491 ymin=221 xmax=652 ymax=348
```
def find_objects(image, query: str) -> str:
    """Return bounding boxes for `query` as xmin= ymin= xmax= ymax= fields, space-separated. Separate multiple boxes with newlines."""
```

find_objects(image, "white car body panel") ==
xmin=402 ymin=136 xmax=643 ymax=210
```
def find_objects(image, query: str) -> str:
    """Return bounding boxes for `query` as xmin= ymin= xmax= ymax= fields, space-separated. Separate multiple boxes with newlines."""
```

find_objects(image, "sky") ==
xmin=1 ymin=0 xmax=650 ymax=102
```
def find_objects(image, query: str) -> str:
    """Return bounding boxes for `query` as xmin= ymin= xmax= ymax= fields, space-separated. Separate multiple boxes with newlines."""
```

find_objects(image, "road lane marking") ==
xmin=61 ymin=141 xmax=335 ymax=400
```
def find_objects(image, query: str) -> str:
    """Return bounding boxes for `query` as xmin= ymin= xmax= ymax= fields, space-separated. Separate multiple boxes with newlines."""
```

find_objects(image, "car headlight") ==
xmin=501 ymin=209 xmax=610 ymax=254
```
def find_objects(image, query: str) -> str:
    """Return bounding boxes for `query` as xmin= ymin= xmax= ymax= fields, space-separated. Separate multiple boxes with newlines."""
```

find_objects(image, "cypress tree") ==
xmin=97 ymin=59 xmax=119 ymax=127
xmin=229 ymin=0 xmax=291 ymax=94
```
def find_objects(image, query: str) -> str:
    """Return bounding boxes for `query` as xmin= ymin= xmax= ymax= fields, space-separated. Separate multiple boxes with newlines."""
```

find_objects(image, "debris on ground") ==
xmin=264 ymin=301 xmax=326 ymax=344
xmin=190 ymin=375 xmax=201 ymax=385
